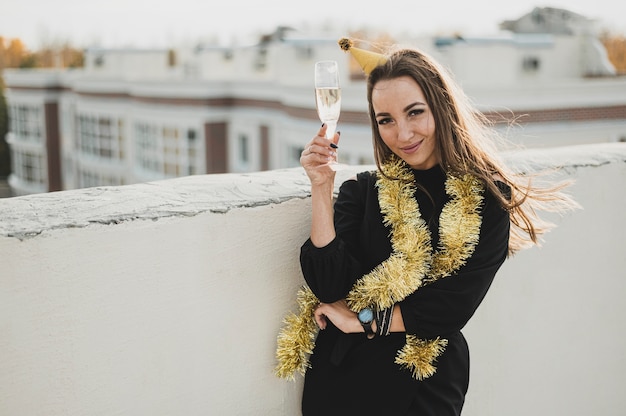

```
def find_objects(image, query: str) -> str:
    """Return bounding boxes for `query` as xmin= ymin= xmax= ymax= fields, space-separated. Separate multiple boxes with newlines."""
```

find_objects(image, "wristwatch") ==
xmin=358 ymin=307 xmax=375 ymax=339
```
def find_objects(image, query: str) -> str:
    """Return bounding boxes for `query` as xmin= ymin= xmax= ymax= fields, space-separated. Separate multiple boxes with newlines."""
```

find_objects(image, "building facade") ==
xmin=4 ymin=7 xmax=626 ymax=196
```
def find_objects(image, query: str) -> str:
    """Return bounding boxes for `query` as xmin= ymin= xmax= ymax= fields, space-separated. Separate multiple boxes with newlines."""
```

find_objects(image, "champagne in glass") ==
xmin=314 ymin=60 xmax=342 ymax=167
xmin=315 ymin=87 xmax=341 ymax=139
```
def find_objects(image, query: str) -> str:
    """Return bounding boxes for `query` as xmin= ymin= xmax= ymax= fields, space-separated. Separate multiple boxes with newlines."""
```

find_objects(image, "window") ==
xmin=12 ymin=149 xmax=45 ymax=185
xmin=9 ymin=104 xmax=42 ymax=143
xmin=187 ymin=129 xmax=198 ymax=175
xmin=163 ymin=126 xmax=180 ymax=176
xmin=75 ymin=114 xmax=125 ymax=160
xmin=134 ymin=122 xmax=201 ymax=178
xmin=94 ymin=55 xmax=104 ymax=67
xmin=168 ymin=49 xmax=176 ymax=67
xmin=99 ymin=118 xmax=113 ymax=157
xmin=522 ymin=56 xmax=540 ymax=72
xmin=118 ymin=119 xmax=125 ymax=159
xmin=287 ymin=145 xmax=305 ymax=168
xmin=254 ymin=48 xmax=268 ymax=71
xmin=238 ymin=134 xmax=249 ymax=164
xmin=135 ymin=123 xmax=160 ymax=173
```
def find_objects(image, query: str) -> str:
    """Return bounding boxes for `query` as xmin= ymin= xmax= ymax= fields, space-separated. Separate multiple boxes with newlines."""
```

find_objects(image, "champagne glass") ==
xmin=314 ymin=60 xmax=343 ymax=169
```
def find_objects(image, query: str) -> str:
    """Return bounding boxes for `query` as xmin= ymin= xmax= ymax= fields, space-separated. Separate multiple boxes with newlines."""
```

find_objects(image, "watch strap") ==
xmin=360 ymin=319 xmax=375 ymax=339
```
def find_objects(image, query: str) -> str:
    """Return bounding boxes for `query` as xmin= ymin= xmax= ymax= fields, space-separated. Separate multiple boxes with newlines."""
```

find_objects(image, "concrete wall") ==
xmin=1 ymin=143 xmax=625 ymax=415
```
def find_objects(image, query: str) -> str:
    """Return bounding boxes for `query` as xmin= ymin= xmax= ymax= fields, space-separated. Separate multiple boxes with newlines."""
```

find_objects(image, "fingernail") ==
xmin=321 ymin=123 xmax=325 ymax=127
xmin=337 ymin=131 xmax=341 ymax=136
xmin=330 ymin=143 xmax=338 ymax=149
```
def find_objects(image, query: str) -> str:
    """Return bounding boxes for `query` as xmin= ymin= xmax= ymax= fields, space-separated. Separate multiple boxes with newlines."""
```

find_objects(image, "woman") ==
xmin=276 ymin=39 xmax=576 ymax=415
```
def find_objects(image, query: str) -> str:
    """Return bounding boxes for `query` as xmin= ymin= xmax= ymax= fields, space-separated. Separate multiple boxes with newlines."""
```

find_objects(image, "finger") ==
xmin=315 ymin=314 xmax=327 ymax=330
xmin=308 ymin=127 xmax=340 ymax=150
xmin=332 ymin=131 xmax=341 ymax=148
xmin=313 ymin=307 xmax=327 ymax=330
xmin=301 ymin=145 xmax=316 ymax=160
xmin=318 ymin=123 xmax=327 ymax=138
xmin=316 ymin=124 xmax=338 ymax=148
xmin=302 ymin=145 xmax=336 ymax=164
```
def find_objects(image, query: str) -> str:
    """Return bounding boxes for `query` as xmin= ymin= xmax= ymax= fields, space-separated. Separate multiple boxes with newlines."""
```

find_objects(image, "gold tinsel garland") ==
xmin=274 ymin=286 xmax=319 ymax=379
xmin=275 ymin=157 xmax=484 ymax=380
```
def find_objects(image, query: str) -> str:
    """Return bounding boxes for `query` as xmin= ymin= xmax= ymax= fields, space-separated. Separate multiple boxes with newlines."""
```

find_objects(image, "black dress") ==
xmin=300 ymin=165 xmax=510 ymax=416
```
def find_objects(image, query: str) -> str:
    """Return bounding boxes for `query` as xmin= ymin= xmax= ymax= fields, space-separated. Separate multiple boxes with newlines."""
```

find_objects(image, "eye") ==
xmin=376 ymin=117 xmax=392 ymax=126
xmin=408 ymin=108 xmax=425 ymax=117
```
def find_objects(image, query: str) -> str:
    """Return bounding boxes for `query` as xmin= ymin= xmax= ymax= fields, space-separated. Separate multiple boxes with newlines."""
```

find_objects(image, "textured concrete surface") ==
xmin=1 ymin=143 xmax=625 ymax=241
xmin=0 ymin=167 xmax=363 ymax=240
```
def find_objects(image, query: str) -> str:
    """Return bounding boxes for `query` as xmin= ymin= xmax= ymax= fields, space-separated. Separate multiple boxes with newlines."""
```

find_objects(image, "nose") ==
xmin=397 ymin=120 xmax=414 ymax=142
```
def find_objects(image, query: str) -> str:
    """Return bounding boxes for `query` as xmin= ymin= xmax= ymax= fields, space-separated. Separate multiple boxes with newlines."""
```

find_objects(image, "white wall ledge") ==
xmin=501 ymin=142 xmax=626 ymax=172
xmin=1 ymin=142 xmax=625 ymax=416
xmin=1 ymin=143 xmax=625 ymax=241
xmin=0 ymin=168 xmax=354 ymax=240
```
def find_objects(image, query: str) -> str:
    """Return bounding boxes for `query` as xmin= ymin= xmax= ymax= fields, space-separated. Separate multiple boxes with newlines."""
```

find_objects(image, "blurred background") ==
xmin=3 ymin=0 xmax=626 ymax=48
xmin=1 ymin=0 xmax=625 ymax=198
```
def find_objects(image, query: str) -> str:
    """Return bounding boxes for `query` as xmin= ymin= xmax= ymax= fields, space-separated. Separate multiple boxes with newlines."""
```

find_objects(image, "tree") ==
xmin=600 ymin=31 xmax=626 ymax=74
xmin=0 ymin=35 xmax=85 ymax=182
xmin=0 ymin=76 xmax=10 ymax=178
xmin=36 ymin=43 xmax=84 ymax=68
xmin=0 ymin=37 xmax=30 ymax=69
xmin=1 ymin=36 xmax=84 ymax=70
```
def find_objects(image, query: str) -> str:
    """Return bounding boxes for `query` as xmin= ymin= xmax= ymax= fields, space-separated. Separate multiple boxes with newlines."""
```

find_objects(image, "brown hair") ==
xmin=366 ymin=48 xmax=578 ymax=254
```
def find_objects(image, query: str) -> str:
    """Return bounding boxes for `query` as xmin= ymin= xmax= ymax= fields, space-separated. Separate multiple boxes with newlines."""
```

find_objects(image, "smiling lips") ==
xmin=401 ymin=140 xmax=422 ymax=154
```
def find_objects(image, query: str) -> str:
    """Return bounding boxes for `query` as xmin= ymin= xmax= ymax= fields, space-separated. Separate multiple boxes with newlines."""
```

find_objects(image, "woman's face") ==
xmin=372 ymin=75 xmax=438 ymax=170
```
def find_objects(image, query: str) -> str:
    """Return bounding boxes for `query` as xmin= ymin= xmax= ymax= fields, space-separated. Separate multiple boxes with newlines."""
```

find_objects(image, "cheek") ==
xmin=428 ymin=115 xmax=437 ymax=136
xmin=419 ymin=116 xmax=435 ymax=136
xmin=378 ymin=128 xmax=395 ymax=148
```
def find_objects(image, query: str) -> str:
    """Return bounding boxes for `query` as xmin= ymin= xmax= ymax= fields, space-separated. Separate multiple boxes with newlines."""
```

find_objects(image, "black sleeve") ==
xmin=399 ymin=184 xmax=510 ymax=339
xmin=299 ymin=174 xmax=370 ymax=303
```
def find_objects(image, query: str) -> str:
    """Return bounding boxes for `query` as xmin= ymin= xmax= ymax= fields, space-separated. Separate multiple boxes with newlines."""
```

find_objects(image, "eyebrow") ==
xmin=375 ymin=101 xmax=426 ymax=118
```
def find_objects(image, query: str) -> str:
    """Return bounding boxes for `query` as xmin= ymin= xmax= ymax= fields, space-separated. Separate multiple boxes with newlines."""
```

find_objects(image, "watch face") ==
xmin=358 ymin=307 xmax=374 ymax=324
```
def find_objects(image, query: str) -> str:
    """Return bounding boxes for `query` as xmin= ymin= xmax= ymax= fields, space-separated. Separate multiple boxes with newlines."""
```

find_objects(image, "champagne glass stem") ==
xmin=325 ymin=121 xmax=337 ymax=140
xmin=325 ymin=121 xmax=338 ymax=165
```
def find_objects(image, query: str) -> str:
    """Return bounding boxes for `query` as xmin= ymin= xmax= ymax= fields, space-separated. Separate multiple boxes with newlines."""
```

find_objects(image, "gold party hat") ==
xmin=338 ymin=38 xmax=387 ymax=75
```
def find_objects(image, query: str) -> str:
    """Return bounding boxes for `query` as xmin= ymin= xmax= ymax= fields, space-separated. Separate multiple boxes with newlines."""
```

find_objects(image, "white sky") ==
xmin=2 ymin=0 xmax=626 ymax=49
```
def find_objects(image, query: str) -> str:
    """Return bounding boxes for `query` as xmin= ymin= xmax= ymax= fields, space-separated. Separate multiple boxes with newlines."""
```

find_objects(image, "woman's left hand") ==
xmin=314 ymin=299 xmax=361 ymax=334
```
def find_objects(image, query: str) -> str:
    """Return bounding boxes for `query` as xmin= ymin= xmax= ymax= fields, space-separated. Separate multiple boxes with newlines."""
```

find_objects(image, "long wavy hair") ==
xmin=366 ymin=47 xmax=578 ymax=254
